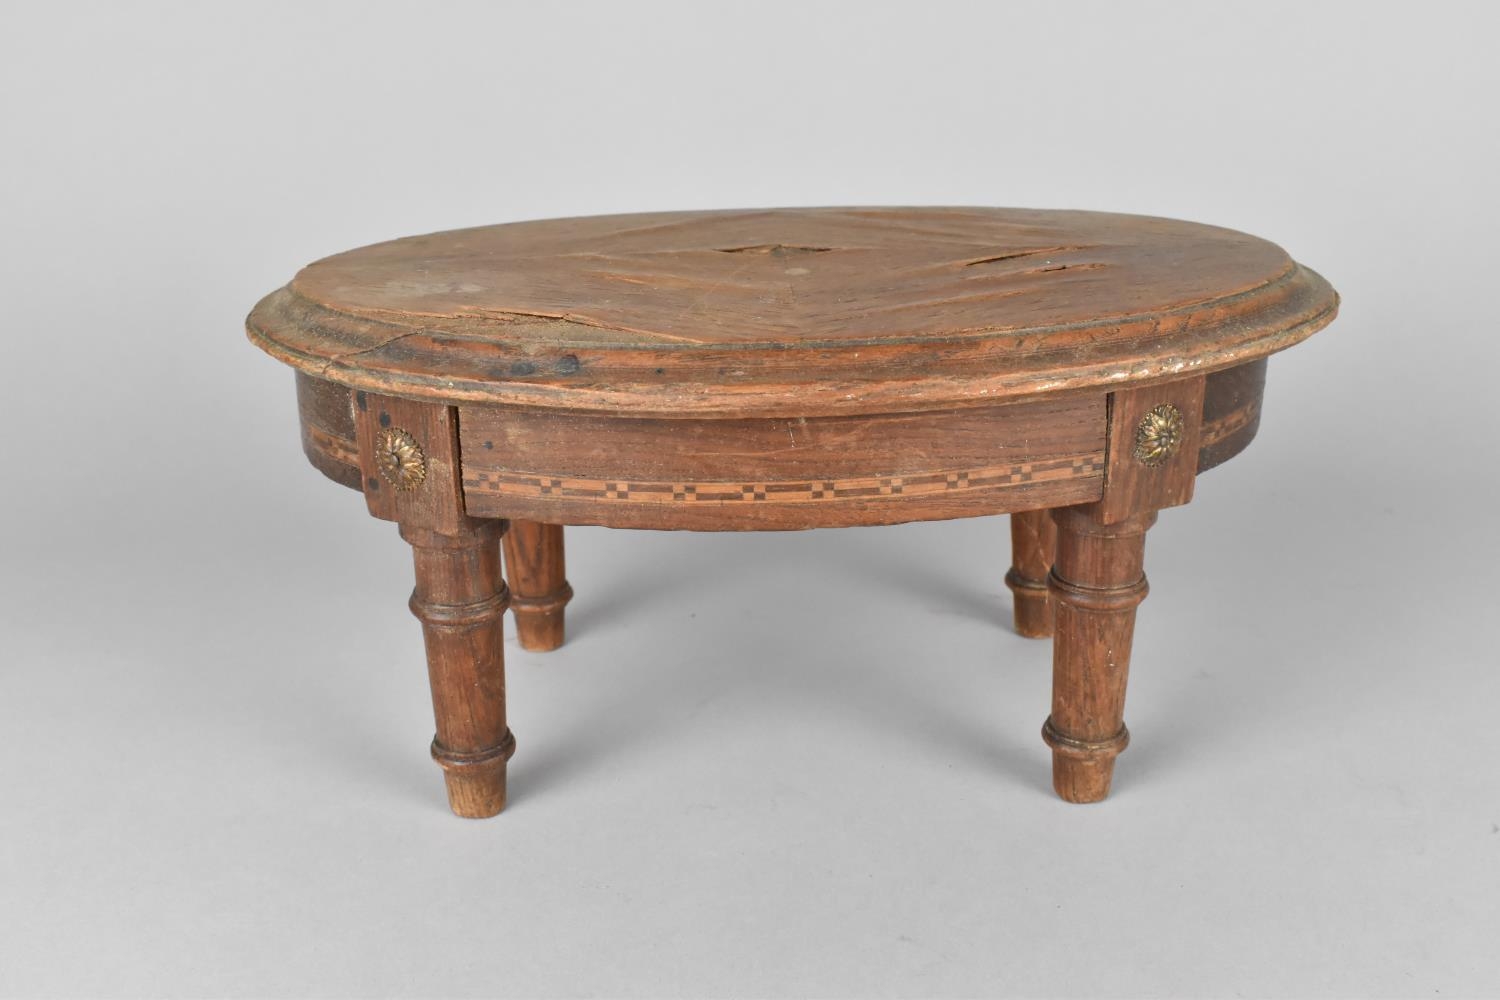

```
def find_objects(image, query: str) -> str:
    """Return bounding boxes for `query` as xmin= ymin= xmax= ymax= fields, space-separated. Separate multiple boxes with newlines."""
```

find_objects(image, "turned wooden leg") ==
xmin=401 ymin=519 xmax=515 ymax=818
xmin=503 ymin=520 xmax=573 ymax=651
xmin=1043 ymin=505 xmax=1157 ymax=803
xmin=1005 ymin=509 xmax=1057 ymax=638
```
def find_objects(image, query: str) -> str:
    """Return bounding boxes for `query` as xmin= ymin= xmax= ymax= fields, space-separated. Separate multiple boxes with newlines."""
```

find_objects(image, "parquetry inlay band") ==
xmin=462 ymin=453 xmax=1106 ymax=506
xmin=302 ymin=400 xmax=1258 ymax=499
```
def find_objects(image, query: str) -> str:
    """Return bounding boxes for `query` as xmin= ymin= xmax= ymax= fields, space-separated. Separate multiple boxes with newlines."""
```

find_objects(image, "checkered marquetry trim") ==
xmin=1198 ymin=401 xmax=1261 ymax=448
xmin=463 ymin=453 xmax=1106 ymax=506
xmin=308 ymin=404 xmax=1258 ymax=485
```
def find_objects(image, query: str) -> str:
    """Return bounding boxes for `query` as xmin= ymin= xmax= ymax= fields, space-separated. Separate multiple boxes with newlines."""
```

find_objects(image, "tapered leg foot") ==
xmin=432 ymin=732 xmax=515 ymax=818
xmin=1042 ymin=717 xmax=1130 ymax=803
xmin=503 ymin=521 xmax=573 ymax=652
xmin=402 ymin=520 xmax=514 ymax=818
xmin=1006 ymin=509 xmax=1057 ymax=637
xmin=1044 ymin=505 xmax=1156 ymax=803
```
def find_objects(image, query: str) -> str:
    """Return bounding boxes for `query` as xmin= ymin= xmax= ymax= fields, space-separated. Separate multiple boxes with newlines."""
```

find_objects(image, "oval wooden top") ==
xmin=248 ymin=207 xmax=1336 ymax=416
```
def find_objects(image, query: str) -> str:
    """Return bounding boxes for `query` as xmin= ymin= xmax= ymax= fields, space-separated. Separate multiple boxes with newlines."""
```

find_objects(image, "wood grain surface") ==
xmin=251 ymin=208 xmax=1337 ymax=813
xmin=294 ymin=361 xmax=1270 ymax=522
xmin=1045 ymin=506 xmax=1157 ymax=803
xmin=502 ymin=521 xmax=571 ymax=651
xmin=249 ymin=207 xmax=1337 ymax=417
xmin=458 ymin=394 xmax=1105 ymax=529
xmin=1006 ymin=509 xmax=1057 ymax=638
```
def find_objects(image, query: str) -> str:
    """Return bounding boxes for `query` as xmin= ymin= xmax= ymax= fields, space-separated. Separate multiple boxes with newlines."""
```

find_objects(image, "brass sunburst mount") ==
xmin=1133 ymin=404 xmax=1185 ymax=466
xmin=375 ymin=427 xmax=427 ymax=490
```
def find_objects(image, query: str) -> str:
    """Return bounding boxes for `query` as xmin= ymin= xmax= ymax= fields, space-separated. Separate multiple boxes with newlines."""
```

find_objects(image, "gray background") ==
xmin=2 ymin=2 xmax=1497 ymax=996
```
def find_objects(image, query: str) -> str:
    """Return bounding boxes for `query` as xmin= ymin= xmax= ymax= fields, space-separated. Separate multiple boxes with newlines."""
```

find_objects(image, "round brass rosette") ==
xmin=375 ymin=427 xmax=427 ymax=490
xmin=1133 ymin=404 xmax=1184 ymax=466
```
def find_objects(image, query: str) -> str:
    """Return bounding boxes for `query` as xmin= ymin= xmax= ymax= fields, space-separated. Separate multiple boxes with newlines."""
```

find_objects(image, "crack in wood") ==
xmin=713 ymin=244 xmax=834 ymax=255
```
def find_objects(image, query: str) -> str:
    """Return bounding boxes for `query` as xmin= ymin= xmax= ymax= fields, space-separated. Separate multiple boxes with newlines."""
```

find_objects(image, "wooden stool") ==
xmin=247 ymin=207 xmax=1338 ymax=817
